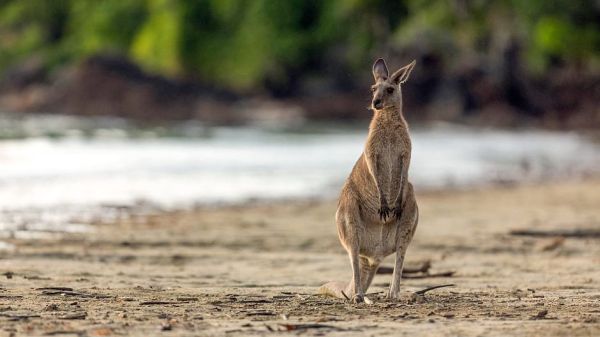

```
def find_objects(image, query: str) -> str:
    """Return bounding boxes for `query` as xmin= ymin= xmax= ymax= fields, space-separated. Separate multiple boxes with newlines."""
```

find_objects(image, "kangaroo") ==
xmin=319 ymin=58 xmax=418 ymax=303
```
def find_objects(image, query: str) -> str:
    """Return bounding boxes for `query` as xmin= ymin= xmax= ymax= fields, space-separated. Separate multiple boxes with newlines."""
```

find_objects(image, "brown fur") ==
xmin=319 ymin=58 xmax=418 ymax=302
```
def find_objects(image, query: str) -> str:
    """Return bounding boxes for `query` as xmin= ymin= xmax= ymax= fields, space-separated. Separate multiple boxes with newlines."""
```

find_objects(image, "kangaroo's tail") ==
xmin=318 ymin=281 xmax=351 ymax=299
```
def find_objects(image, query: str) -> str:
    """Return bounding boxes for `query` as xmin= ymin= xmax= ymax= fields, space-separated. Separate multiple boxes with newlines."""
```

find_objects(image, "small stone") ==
xmin=44 ymin=304 xmax=59 ymax=311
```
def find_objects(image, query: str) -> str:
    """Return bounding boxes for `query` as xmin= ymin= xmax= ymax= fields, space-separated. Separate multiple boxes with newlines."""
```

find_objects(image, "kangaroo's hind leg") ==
xmin=388 ymin=186 xmax=419 ymax=300
xmin=319 ymin=256 xmax=378 ymax=301
xmin=344 ymin=212 xmax=365 ymax=303
xmin=319 ymin=202 xmax=366 ymax=302
xmin=359 ymin=256 xmax=380 ymax=295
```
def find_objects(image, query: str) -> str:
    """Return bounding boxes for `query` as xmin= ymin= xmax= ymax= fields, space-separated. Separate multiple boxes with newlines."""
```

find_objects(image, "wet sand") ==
xmin=1 ymin=179 xmax=599 ymax=336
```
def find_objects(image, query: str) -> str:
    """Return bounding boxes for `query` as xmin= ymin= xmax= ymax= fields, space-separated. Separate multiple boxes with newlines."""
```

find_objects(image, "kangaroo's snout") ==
xmin=372 ymin=98 xmax=383 ymax=110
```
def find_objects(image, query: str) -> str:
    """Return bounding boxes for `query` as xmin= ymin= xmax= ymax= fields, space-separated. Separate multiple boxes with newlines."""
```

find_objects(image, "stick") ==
xmin=402 ymin=271 xmax=455 ymax=279
xmin=414 ymin=284 xmax=455 ymax=295
xmin=376 ymin=261 xmax=432 ymax=275
xmin=340 ymin=290 xmax=350 ymax=301
xmin=509 ymin=229 xmax=600 ymax=238
xmin=139 ymin=301 xmax=179 ymax=305
xmin=37 ymin=287 xmax=74 ymax=291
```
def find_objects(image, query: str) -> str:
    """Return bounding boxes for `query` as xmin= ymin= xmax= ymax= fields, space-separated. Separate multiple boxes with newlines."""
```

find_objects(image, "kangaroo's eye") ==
xmin=386 ymin=87 xmax=394 ymax=94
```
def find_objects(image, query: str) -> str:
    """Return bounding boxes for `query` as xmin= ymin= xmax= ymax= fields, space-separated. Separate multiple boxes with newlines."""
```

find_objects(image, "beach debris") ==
xmin=377 ymin=261 xmax=431 ymax=274
xmin=238 ymin=299 xmax=270 ymax=304
xmin=3 ymin=271 xmax=14 ymax=279
xmin=0 ymin=295 xmax=23 ymax=299
xmin=540 ymin=237 xmax=565 ymax=251
xmin=139 ymin=301 xmax=179 ymax=305
xmin=376 ymin=261 xmax=454 ymax=279
xmin=58 ymin=312 xmax=87 ymax=320
xmin=403 ymin=271 xmax=455 ymax=279
xmin=531 ymin=309 xmax=549 ymax=320
xmin=296 ymin=294 xmax=307 ymax=301
xmin=0 ymin=312 xmax=41 ymax=321
xmin=160 ymin=322 xmax=172 ymax=331
xmin=340 ymin=290 xmax=350 ymax=301
xmin=409 ymin=284 xmax=455 ymax=303
xmin=277 ymin=323 xmax=345 ymax=332
xmin=509 ymin=228 xmax=600 ymax=238
xmin=23 ymin=275 xmax=52 ymax=280
xmin=176 ymin=297 xmax=198 ymax=302
xmin=245 ymin=309 xmax=275 ymax=317
xmin=43 ymin=304 xmax=59 ymax=311
xmin=37 ymin=288 xmax=109 ymax=298
xmin=37 ymin=287 xmax=73 ymax=292
xmin=43 ymin=330 xmax=84 ymax=336
xmin=414 ymin=284 xmax=455 ymax=295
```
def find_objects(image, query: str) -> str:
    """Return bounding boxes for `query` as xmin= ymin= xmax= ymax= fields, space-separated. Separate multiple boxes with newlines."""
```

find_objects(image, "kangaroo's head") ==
xmin=371 ymin=58 xmax=416 ymax=111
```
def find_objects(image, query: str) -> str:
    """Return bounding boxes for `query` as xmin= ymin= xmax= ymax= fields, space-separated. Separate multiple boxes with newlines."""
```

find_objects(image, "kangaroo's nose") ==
xmin=373 ymin=99 xmax=382 ymax=109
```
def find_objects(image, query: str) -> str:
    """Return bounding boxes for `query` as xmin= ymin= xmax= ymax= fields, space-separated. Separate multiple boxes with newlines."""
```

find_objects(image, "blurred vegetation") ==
xmin=0 ymin=0 xmax=597 ymax=94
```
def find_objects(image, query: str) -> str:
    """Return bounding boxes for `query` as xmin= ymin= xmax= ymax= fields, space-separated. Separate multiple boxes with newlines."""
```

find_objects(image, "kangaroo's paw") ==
xmin=378 ymin=205 xmax=391 ymax=221
xmin=393 ymin=206 xmax=402 ymax=219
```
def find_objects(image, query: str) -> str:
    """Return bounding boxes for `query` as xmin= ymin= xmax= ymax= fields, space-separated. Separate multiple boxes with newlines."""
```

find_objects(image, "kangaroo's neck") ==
xmin=369 ymin=106 xmax=407 ymax=130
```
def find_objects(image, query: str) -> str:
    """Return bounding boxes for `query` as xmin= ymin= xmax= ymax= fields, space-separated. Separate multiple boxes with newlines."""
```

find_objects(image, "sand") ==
xmin=1 ymin=179 xmax=599 ymax=336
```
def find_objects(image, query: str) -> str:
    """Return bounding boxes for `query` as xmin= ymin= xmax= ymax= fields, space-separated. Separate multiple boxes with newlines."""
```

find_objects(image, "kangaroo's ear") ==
xmin=391 ymin=60 xmax=416 ymax=85
xmin=372 ymin=58 xmax=389 ymax=81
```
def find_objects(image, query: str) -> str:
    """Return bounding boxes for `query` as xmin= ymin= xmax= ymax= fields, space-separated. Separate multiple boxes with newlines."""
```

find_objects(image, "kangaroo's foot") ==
xmin=387 ymin=290 xmax=400 ymax=301
xmin=352 ymin=293 xmax=365 ymax=303
xmin=319 ymin=281 xmax=368 ymax=303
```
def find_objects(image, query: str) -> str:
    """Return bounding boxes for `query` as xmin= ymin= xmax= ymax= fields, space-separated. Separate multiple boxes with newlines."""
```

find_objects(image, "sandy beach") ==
xmin=1 ymin=179 xmax=599 ymax=336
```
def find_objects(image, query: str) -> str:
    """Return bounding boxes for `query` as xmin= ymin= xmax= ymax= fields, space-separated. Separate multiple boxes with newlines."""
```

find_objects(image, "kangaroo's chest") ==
xmin=370 ymin=135 xmax=407 ymax=181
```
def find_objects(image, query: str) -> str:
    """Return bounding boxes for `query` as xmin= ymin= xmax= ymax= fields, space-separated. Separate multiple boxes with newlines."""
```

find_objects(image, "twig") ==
xmin=43 ymin=330 xmax=84 ymax=336
xmin=414 ymin=284 xmax=455 ymax=295
xmin=340 ymin=290 xmax=350 ymax=301
xmin=377 ymin=261 xmax=431 ymax=275
xmin=58 ymin=312 xmax=87 ymax=320
xmin=0 ymin=313 xmax=41 ymax=321
xmin=402 ymin=271 xmax=455 ymax=279
xmin=0 ymin=295 xmax=23 ymax=299
xmin=37 ymin=287 xmax=74 ymax=292
xmin=139 ymin=301 xmax=179 ymax=305
xmin=40 ymin=290 xmax=93 ymax=297
xmin=279 ymin=323 xmax=345 ymax=331
xmin=509 ymin=229 xmax=600 ymax=238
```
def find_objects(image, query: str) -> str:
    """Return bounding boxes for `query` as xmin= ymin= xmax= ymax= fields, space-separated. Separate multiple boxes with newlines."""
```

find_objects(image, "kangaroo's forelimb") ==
xmin=365 ymin=150 xmax=391 ymax=221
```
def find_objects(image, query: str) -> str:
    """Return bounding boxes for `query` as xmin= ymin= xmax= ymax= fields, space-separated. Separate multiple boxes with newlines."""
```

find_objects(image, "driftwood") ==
xmin=402 ymin=271 xmax=455 ymax=279
xmin=139 ymin=301 xmax=180 ymax=305
xmin=377 ymin=261 xmax=431 ymax=275
xmin=0 ymin=313 xmax=41 ymax=321
xmin=509 ymin=229 xmax=600 ymax=238
xmin=376 ymin=261 xmax=454 ymax=279
xmin=278 ymin=323 xmax=346 ymax=332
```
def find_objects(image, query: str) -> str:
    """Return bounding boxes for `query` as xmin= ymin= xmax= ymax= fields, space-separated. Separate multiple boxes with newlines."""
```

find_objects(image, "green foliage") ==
xmin=0 ymin=0 xmax=598 ymax=90
xmin=131 ymin=0 xmax=181 ymax=74
xmin=66 ymin=0 xmax=146 ymax=56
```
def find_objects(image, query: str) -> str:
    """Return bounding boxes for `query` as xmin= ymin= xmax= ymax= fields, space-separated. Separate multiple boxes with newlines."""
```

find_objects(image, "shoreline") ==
xmin=1 ymin=179 xmax=599 ymax=336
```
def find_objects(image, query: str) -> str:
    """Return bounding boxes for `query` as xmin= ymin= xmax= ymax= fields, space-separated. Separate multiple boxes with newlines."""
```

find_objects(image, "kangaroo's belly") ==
xmin=358 ymin=222 xmax=399 ymax=260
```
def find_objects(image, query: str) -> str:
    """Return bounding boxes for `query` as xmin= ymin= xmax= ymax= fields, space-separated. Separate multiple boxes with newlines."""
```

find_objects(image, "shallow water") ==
xmin=0 ymin=115 xmax=599 ymax=235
